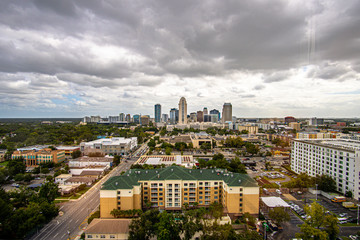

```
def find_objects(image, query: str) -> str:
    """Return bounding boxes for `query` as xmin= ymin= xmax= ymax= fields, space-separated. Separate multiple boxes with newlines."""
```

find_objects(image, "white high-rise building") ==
xmin=291 ymin=139 xmax=360 ymax=200
xmin=178 ymin=97 xmax=187 ymax=124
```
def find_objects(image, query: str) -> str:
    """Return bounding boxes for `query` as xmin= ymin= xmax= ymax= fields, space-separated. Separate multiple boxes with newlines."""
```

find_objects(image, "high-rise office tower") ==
xmin=119 ymin=113 xmax=125 ymax=121
xmin=133 ymin=114 xmax=140 ymax=124
xmin=190 ymin=112 xmax=197 ymax=122
xmin=203 ymin=107 xmax=208 ymax=115
xmin=204 ymin=114 xmax=211 ymax=122
xmin=197 ymin=111 xmax=204 ymax=122
xmin=210 ymin=109 xmax=220 ymax=120
xmin=222 ymin=103 xmax=232 ymax=122
xmin=170 ymin=108 xmax=179 ymax=125
xmin=125 ymin=114 xmax=131 ymax=122
xmin=178 ymin=97 xmax=187 ymax=124
xmin=162 ymin=114 xmax=169 ymax=123
xmin=154 ymin=104 xmax=161 ymax=123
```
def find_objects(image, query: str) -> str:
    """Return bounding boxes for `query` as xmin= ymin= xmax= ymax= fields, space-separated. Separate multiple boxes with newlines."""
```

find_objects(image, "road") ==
xmin=29 ymin=159 xmax=135 ymax=240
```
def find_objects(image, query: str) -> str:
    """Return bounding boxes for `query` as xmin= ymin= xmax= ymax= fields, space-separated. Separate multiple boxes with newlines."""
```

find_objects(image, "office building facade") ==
xmin=155 ymin=104 xmax=161 ymax=123
xmin=178 ymin=97 xmax=188 ymax=124
xmin=162 ymin=114 xmax=169 ymax=123
xmin=12 ymin=149 xmax=65 ymax=167
xmin=197 ymin=111 xmax=204 ymax=122
xmin=170 ymin=108 xmax=179 ymax=125
xmin=80 ymin=137 xmax=137 ymax=156
xmin=222 ymin=103 xmax=232 ymax=122
xmin=100 ymin=165 xmax=259 ymax=218
xmin=119 ymin=113 xmax=125 ymax=121
xmin=210 ymin=109 xmax=220 ymax=121
xmin=291 ymin=139 xmax=360 ymax=200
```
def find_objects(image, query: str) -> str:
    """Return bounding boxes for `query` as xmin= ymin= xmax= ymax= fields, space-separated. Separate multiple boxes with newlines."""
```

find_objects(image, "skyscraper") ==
xmin=119 ymin=113 xmax=125 ymax=121
xmin=197 ymin=111 xmax=204 ymax=122
xmin=222 ymin=103 xmax=232 ymax=122
xmin=125 ymin=114 xmax=131 ymax=123
xmin=162 ymin=114 xmax=169 ymax=123
xmin=178 ymin=97 xmax=187 ymax=124
xmin=210 ymin=109 xmax=220 ymax=121
xmin=154 ymin=104 xmax=161 ymax=123
xmin=170 ymin=108 xmax=179 ymax=125
xmin=203 ymin=107 xmax=208 ymax=115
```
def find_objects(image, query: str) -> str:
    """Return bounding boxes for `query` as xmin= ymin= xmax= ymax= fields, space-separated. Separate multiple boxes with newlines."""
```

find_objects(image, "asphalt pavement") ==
xmin=29 ymin=159 xmax=135 ymax=240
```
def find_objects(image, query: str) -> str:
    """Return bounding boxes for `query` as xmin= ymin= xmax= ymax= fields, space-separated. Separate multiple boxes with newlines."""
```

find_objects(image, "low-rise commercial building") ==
xmin=238 ymin=125 xmax=259 ymax=134
xmin=56 ymin=146 xmax=80 ymax=160
xmin=12 ymin=148 xmax=65 ymax=167
xmin=85 ymin=219 xmax=131 ymax=240
xmin=135 ymin=155 xmax=197 ymax=168
xmin=100 ymin=165 xmax=259 ymax=218
xmin=69 ymin=156 xmax=113 ymax=168
xmin=80 ymin=137 xmax=137 ymax=156
xmin=291 ymin=139 xmax=360 ymax=200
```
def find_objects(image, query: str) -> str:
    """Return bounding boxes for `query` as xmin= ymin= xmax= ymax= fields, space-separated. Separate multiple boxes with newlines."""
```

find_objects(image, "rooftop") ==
xmin=84 ymin=137 xmax=136 ymax=146
xmin=71 ymin=156 xmax=113 ymax=162
xmin=294 ymin=139 xmax=360 ymax=152
xmin=102 ymin=165 xmax=258 ymax=190
xmin=85 ymin=219 xmax=131 ymax=234
xmin=261 ymin=196 xmax=290 ymax=208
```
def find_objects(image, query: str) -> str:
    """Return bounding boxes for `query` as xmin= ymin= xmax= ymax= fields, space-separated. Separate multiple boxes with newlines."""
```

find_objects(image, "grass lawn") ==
xmin=56 ymin=187 xmax=91 ymax=200
xmin=54 ymin=199 xmax=69 ymax=203
xmin=0 ymin=161 xmax=8 ymax=167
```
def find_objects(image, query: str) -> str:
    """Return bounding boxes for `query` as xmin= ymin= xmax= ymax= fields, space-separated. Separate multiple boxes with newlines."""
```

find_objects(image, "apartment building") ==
xmin=100 ymin=165 xmax=259 ymax=218
xmin=291 ymin=139 xmax=360 ymax=200
xmin=80 ymin=137 xmax=137 ymax=156
xmin=12 ymin=148 xmax=65 ymax=167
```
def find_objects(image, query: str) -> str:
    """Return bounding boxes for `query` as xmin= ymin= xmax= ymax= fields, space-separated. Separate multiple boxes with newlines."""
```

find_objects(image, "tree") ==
xmin=315 ymin=175 xmax=336 ymax=192
xmin=40 ymin=167 xmax=50 ymax=174
xmin=156 ymin=211 xmax=181 ymax=240
xmin=71 ymin=150 xmax=82 ymax=159
xmin=296 ymin=202 xmax=338 ymax=240
xmin=113 ymin=155 xmax=121 ymax=166
xmin=128 ymin=209 xmax=160 ymax=240
xmin=39 ymin=182 xmax=59 ymax=202
xmin=268 ymin=207 xmax=290 ymax=225
xmin=245 ymin=143 xmax=259 ymax=156
xmin=147 ymin=139 xmax=156 ymax=148
xmin=165 ymin=147 xmax=172 ymax=155
xmin=8 ymin=158 xmax=26 ymax=177
xmin=345 ymin=190 xmax=353 ymax=198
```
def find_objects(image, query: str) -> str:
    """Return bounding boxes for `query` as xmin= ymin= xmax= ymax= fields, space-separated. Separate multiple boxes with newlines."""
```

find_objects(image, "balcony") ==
xmin=151 ymin=189 xmax=158 ymax=193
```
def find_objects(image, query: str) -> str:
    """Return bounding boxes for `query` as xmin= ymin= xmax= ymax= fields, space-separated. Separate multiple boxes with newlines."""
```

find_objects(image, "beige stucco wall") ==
xmin=100 ymin=197 xmax=117 ymax=218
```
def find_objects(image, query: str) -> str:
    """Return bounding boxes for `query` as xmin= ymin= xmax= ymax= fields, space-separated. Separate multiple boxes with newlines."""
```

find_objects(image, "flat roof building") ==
xmin=135 ymin=155 xmax=196 ymax=168
xmin=12 ymin=148 xmax=65 ymax=167
xmin=100 ymin=165 xmax=259 ymax=218
xmin=80 ymin=137 xmax=137 ymax=156
xmin=291 ymin=139 xmax=360 ymax=200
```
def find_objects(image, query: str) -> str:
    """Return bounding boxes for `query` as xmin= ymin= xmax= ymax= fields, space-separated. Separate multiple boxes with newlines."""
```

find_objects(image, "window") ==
xmin=184 ymin=183 xmax=188 ymax=186
xmin=87 ymin=235 xmax=93 ymax=239
xmin=100 ymin=235 xmax=106 ymax=238
xmin=110 ymin=235 xmax=115 ymax=239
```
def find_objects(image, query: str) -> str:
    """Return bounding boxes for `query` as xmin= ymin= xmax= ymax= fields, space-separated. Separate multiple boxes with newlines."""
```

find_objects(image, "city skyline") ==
xmin=0 ymin=1 xmax=359 ymax=118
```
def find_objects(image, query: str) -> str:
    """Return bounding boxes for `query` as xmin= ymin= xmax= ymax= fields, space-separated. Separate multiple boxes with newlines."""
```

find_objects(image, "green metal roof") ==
xmin=101 ymin=165 xmax=258 ymax=190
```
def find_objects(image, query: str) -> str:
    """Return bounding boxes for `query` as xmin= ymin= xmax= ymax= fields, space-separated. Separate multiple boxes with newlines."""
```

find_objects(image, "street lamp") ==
xmin=357 ymin=204 xmax=359 ymax=225
xmin=315 ymin=184 xmax=318 ymax=201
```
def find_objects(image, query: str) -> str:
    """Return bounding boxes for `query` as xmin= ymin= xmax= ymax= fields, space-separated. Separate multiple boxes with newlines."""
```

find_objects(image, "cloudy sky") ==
xmin=0 ymin=0 xmax=359 ymax=118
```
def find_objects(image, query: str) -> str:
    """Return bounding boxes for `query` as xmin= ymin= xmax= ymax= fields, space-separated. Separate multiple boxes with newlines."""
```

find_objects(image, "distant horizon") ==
xmin=0 ymin=116 xmax=359 ymax=120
